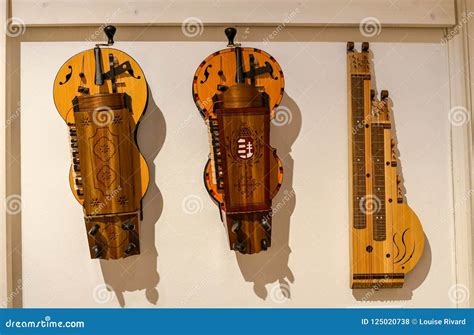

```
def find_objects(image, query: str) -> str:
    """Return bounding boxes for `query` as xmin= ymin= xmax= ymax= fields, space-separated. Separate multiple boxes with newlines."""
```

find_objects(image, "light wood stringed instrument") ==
xmin=347 ymin=42 xmax=425 ymax=288
xmin=53 ymin=26 xmax=149 ymax=260
xmin=192 ymin=27 xmax=285 ymax=254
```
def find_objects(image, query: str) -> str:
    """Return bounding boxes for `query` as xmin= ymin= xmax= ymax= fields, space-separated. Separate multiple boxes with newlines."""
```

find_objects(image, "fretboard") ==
xmin=371 ymin=123 xmax=390 ymax=241
xmin=351 ymin=76 xmax=369 ymax=229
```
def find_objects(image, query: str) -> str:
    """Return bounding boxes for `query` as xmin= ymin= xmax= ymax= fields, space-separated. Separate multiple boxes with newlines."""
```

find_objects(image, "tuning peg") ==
xmin=397 ymin=175 xmax=401 ymax=184
xmin=121 ymin=222 xmax=135 ymax=231
xmin=391 ymin=139 xmax=395 ymax=148
xmin=217 ymin=84 xmax=229 ymax=92
xmin=233 ymin=241 xmax=246 ymax=253
xmin=225 ymin=27 xmax=237 ymax=47
xmin=124 ymin=242 xmax=136 ymax=255
xmin=231 ymin=220 xmax=241 ymax=233
xmin=104 ymin=25 xmax=116 ymax=45
xmin=91 ymin=245 xmax=102 ymax=258
xmin=370 ymin=89 xmax=375 ymax=101
xmin=381 ymin=90 xmax=389 ymax=100
xmin=78 ymin=86 xmax=89 ymax=94
xmin=260 ymin=218 xmax=271 ymax=231
xmin=261 ymin=239 xmax=269 ymax=250
xmin=362 ymin=42 xmax=369 ymax=52
xmin=347 ymin=41 xmax=354 ymax=52
xmin=88 ymin=224 xmax=99 ymax=236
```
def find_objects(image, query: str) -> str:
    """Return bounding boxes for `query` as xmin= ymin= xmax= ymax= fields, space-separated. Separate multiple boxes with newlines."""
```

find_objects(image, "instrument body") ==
xmin=193 ymin=29 xmax=284 ymax=254
xmin=53 ymin=31 xmax=149 ymax=260
xmin=347 ymin=42 xmax=425 ymax=288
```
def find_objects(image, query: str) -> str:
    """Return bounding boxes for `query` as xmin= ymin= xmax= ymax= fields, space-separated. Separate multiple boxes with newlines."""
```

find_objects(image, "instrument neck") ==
xmin=234 ymin=47 xmax=245 ymax=84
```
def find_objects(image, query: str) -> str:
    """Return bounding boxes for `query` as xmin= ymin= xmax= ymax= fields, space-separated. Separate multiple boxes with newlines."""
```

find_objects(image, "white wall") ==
xmin=20 ymin=36 xmax=454 ymax=307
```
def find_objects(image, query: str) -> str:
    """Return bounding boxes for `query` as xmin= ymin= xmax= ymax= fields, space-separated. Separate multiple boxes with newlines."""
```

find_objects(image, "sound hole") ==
xmin=59 ymin=65 xmax=73 ymax=85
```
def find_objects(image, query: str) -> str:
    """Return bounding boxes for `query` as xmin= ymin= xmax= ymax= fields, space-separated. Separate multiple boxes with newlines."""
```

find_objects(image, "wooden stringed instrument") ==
xmin=192 ymin=27 xmax=285 ymax=254
xmin=53 ymin=26 xmax=149 ymax=260
xmin=347 ymin=42 xmax=425 ymax=288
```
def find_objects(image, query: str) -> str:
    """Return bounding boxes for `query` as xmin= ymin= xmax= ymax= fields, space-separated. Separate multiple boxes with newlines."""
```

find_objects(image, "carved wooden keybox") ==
xmin=53 ymin=26 xmax=149 ymax=260
xmin=192 ymin=28 xmax=285 ymax=254
xmin=347 ymin=42 xmax=425 ymax=288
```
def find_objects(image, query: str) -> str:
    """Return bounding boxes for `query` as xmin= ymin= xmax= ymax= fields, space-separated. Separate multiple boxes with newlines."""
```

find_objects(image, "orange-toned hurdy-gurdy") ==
xmin=347 ymin=42 xmax=425 ymax=288
xmin=192 ymin=28 xmax=285 ymax=254
xmin=53 ymin=26 xmax=149 ymax=259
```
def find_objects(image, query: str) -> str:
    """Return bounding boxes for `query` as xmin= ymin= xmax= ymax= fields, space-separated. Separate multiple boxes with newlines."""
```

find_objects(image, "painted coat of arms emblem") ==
xmin=229 ymin=122 xmax=262 ymax=162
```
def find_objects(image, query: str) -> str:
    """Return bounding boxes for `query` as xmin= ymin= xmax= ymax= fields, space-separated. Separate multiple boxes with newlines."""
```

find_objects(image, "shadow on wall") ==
xmin=352 ymin=237 xmax=432 ymax=302
xmin=99 ymin=88 xmax=165 ymax=307
xmin=236 ymin=92 xmax=301 ymax=301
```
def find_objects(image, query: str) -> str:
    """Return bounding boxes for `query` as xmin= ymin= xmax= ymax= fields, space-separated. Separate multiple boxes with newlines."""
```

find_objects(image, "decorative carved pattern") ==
xmin=93 ymin=136 xmax=116 ymax=161
xmin=113 ymin=115 xmax=123 ymax=125
xmin=80 ymin=117 xmax=91 ymax=127
xmin=96 ymin=165 xmax=117 ymax=187
xmin=234 ymin=176 xmax=260 ymax=198
xmin=90 ymin=198 xmax=101 ymax=207
xmin=118 ymin=196 xmax=128 ymax=206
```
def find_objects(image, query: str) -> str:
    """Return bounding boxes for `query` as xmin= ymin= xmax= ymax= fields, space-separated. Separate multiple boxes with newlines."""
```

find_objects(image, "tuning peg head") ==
xmin=362 ymin=42 xmax=369 ymax=52
xmin=124 ymin=242 xmax=136 ymax=255
xmin=88 ymin=224 xmax=100 ymax=236
xmin=91 ymin=245 xmax=102 ymax=258
xmin=347 ymin=41 xmax=355 ymax=52
xmin=370 ymin=89 xmax=375 ymax=101
xmin=233 ymin=241 xmax=246 ymax=253
xmin=225 ymin=27 xmax=237 ymax=47
xmin=104 ymin=25 xmax=116 ymax=45
xmin=381 ymin=90 xmax=389 ymax=100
